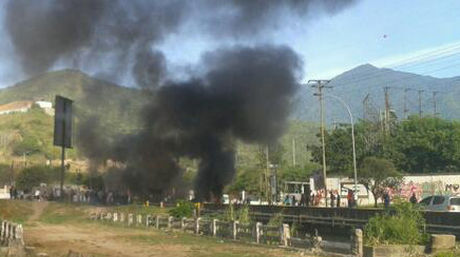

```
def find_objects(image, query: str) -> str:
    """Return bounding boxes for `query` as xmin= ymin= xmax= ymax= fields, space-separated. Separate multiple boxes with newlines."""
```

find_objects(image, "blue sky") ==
xmin=1 ymin=0 xmax=460 ymax=87
xmin=159 ymin=0 xmax=460 ymax=81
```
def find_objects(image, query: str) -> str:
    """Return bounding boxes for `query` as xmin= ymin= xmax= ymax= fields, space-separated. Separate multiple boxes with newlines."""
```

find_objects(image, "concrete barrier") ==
xmin=0 ymin=220 xmax=24 ymax=247
xmin=429 ymin=234 xmax=456 ymax=254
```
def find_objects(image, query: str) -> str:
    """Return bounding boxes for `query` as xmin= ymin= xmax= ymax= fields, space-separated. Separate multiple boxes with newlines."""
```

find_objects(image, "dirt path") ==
xmin=25 ymin=223 xmax=306 ymax=257
xmin=28 ymin=201 xmax=49 ymax=222
xmin=22 ymin=203 xmax=308 ymax=257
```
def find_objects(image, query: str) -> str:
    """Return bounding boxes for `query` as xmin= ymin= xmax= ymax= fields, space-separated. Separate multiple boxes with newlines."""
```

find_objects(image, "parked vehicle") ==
xmin=419 ymin=195 xmax=460 ymax=212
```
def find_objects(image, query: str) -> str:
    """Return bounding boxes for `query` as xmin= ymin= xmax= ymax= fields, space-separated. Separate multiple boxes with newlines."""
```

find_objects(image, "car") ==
xmin=419 ymin=195 xmax=460 ymax=212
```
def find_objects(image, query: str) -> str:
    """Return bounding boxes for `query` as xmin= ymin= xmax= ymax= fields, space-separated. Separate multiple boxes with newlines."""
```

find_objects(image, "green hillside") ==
xmin=0 ymin=69 xmax=151 ymax=133
xmin=0 ymin=107 xmax=73 ymax=160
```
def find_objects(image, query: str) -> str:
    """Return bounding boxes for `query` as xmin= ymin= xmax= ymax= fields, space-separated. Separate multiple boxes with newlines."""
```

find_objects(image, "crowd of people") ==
xmin=7 ymin=184 xmax=134 ymax=206
xmin=281 ymin=188 xmax=415 ymax=208
xmin=283 ymin=189 xmax=358 ymax=208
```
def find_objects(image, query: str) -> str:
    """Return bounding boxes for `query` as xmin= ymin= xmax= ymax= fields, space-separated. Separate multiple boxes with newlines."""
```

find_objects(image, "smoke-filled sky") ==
xmin=0 ymin=0 xmax=459 ymax=88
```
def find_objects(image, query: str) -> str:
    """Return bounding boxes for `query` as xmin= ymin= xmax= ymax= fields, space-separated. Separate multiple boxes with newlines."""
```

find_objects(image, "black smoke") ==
xmin=5 ymin=0 xmax=185 ymax=89
xmin=4 ymin=0 xmax=358 ymax=87
xmin=3 ymin=0 xmax=359 ymax=199
xmin=109 ymin=45 xmax=302 ymax=200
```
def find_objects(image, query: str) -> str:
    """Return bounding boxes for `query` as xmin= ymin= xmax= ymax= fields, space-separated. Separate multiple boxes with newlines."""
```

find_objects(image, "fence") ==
xmin=0 ymin=220 xmax=24 ymax=247
xmin=91 ymin=211 xmax=363 ymax=255
xmin=92 ymin=212 xmax=294 ymax=247
xmin=203 ymin=204 xmax=460 ymax=238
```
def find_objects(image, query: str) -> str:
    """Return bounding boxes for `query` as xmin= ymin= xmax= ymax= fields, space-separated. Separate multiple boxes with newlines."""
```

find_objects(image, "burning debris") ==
xmin=3 ymin=0 xmax=358 ymax=200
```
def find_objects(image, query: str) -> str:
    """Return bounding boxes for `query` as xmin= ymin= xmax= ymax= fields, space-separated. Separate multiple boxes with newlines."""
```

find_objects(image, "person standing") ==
xmin=291 ymin=195 xmax=297 ymax=206
xmin=410 ymin=192 xmax=417 ymax=204
xmin=383 ymin=191 xmax=391 ymax=208
xmin=347 ymin=190 xmax=353 ymax=208
xmin=336 ymin=190 xmax=341 ymax=208
xmin=330 ymin=191 xmax=336 ymax=208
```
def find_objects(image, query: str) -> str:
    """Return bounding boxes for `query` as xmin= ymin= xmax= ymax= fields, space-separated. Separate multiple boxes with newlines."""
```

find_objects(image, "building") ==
xmin=0 ymin=101 xmax=33 ymax=115
xmin=35 ymin=101 xmax=52 ymax=109
xmin=0 ymin=185 xmax=11 ymax=199
xmin=35 ymin=100 xmax=54 ymax=116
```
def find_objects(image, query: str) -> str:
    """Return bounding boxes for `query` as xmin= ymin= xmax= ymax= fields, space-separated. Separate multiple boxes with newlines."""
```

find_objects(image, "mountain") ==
xmin=0 ymin=69 xmax=151 ymax=132
xmin=293 ymin=64 xmax=460 ymax=122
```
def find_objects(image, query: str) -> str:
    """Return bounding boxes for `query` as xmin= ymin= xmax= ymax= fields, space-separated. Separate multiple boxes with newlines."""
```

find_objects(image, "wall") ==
xmin=399 ymin=174 xmax=460 ymax=200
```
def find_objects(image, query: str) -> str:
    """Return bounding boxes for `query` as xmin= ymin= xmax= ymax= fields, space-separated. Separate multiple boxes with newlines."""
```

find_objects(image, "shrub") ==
xmin=434 ymin=252 xmax=455 ymax=257
xmin=364 ymin=200 xmax=428 ymax=246
xmin=168 ymin=200 xmax=194 ymax=218
xmin=224 ymin=203 xmax=236 ymax=221
xmin=237 ymin=205 xmax=251 ymax=224
xmin=16 ymin=166 xmax=60 ymax=192
xmin=267 ymin=212 xmax=284 ymax=227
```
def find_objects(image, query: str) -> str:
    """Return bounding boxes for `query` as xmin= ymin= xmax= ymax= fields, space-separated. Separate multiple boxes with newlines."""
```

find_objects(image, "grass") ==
xmin=0 ymin=199 xmax=34 ymax=223
xmin=118 ymin=230 xmax=295 ymax=257
xmin=38 ymin=202 xmax=90 ymax=224
xmin=108 ymin=204 xmax=170 ymax=216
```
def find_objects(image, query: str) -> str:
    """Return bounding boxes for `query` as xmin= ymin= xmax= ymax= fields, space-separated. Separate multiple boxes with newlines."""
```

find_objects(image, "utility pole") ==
xmin=384 ymin=87 xmax=391 ymax=133
xmin=265 ymin=145 xmax=270 ymax=203
xmin=309 ymin=80 xmax=331 ymax=207
xmin=418 ymin=90 xmax=424 ymax=118
xmin=292 ymin=138 xmax=296 ymax=167
xmin=432 ymin=91 xmax=439 ymax=116
xmin=403 ymin=88 xmax=410 ymax=120
xmin=363 ymin=94 xmax=369 ymax=121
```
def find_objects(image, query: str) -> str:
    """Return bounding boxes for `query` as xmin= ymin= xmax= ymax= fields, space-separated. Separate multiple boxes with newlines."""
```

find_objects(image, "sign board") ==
xmin=53 ymin=95 xmax=73 ymax=148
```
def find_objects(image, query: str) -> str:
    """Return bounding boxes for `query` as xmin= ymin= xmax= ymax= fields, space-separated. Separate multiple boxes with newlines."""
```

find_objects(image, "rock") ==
xmin=430 ymin=234 xmax=456 ymax=253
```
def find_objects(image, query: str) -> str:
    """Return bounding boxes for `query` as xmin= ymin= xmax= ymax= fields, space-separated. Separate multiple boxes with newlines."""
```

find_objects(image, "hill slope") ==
xmin=0 ymin=69 xmax=151 ymax=133
xmin=293 ymin=64 xmax=460 ymax=122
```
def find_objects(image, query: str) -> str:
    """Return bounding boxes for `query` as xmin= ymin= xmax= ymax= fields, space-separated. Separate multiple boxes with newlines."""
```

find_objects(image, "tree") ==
xmin=16 ymin=166 xmax=60 ymax=192
xmin=359 ymin=157 xmax=402 ymax=207
xmin=311 ymin=121 xmax=385 ymax=176
xmin=311 ymin=117 xmax=460 ymax=175
xmin=0 ymin=164 xmax=15 ymax=186
xmin=389 ymin=116 xmax=460 ymax=173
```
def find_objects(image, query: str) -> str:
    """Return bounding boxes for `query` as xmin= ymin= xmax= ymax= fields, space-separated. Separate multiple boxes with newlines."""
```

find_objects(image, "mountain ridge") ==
xmin=294 ymin=64 xmax=460 ymax=122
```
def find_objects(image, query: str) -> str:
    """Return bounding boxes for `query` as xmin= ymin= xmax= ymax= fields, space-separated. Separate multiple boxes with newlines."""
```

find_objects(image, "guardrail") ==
xmin=202 ymin=204 xmax=460 ymax=238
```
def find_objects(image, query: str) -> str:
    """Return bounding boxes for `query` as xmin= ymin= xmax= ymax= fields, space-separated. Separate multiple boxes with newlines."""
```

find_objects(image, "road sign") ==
xmin=53 ymin=95 xmax=73 ymax=148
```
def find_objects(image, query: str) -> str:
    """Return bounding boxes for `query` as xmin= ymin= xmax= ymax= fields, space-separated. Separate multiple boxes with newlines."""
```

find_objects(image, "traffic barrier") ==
xmin=0 ymin=220 xmax=24 ymax=247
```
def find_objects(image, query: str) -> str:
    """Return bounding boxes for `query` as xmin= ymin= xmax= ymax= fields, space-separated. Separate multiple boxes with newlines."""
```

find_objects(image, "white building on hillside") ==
xmin=35 ymin=101 xmax=52 ymax=109
xmin=35 ymin=100 xmax=54 ymax=116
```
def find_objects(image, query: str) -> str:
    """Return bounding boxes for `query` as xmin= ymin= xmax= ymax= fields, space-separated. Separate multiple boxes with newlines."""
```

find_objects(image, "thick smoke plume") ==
xmin=87 ymin=45 xmax=301 ymax=200
xmin=5 ymin=0 xmax=357 ymax=87
xmin=3 ymin=0 xmax=358 ymax=199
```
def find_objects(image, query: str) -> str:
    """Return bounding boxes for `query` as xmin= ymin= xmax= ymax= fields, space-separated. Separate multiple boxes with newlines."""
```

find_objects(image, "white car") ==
xmin=419 ymin=195 xmax=460 ymax=212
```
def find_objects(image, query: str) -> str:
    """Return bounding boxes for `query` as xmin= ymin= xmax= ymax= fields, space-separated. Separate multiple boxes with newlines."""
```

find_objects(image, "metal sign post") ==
xmin=53 ymin=95 xmax=73 ymax=200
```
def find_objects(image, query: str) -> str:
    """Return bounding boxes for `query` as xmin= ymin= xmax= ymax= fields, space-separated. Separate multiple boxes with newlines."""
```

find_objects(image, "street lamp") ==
xmin=326 ymin=94 xmax=359 ymax=203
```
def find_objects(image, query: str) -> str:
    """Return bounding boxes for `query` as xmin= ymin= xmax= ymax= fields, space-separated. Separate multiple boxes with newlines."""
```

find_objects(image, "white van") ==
xmin=419 ymin=195 xmax=460 ymax=212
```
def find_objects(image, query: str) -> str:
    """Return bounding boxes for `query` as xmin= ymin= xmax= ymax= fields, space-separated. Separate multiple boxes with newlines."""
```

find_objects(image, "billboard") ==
xmin=53 ymin=95 xmax=73 ymax=148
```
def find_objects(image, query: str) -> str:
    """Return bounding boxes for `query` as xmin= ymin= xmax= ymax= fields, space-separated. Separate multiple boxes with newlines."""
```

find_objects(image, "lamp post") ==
xmin=326 ymin=94 xmax=358 ymax=203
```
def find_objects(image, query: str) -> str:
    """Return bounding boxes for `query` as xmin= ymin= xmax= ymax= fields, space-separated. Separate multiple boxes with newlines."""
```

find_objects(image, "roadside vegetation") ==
xmin=364 ymin=200 xmax=429 ymax=246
